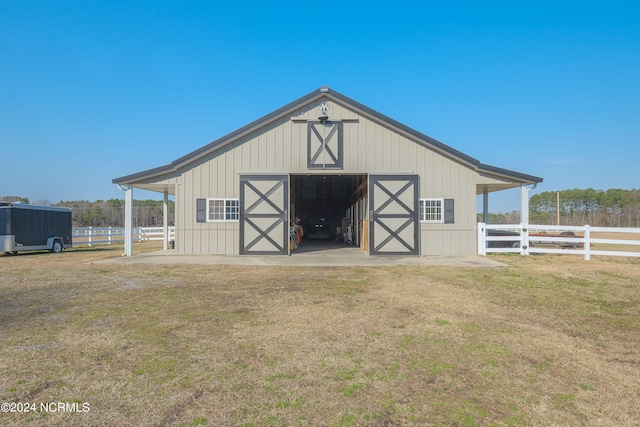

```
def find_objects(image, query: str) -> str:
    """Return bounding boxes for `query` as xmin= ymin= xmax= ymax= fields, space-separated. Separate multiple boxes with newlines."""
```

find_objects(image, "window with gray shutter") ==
xmin=444 ymin=199 xmax=454 ymax=224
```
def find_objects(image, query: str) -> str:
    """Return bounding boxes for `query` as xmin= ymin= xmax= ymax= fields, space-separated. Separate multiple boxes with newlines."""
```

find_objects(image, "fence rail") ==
xmin=72 ymin=227 xmax=175 ymax=247
xmin=478 ymin=223 xmax=640 ymax=260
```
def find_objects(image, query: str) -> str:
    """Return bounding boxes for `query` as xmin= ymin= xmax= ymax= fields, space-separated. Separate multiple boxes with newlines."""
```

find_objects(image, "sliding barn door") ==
xmin=369 ymin=175 xmax=419 ymax=255
xmin=240 ymin=175 xmax=289 ymax=255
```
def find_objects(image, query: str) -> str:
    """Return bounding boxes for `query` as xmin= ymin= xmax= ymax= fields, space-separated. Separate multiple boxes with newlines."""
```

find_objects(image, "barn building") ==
xmin=113 ymin=87 xmax=542 ymax=257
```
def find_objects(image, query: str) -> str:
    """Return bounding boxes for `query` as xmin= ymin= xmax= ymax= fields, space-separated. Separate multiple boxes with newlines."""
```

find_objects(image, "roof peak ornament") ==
xmin=319 ymin=102 xmax=330 ymax=122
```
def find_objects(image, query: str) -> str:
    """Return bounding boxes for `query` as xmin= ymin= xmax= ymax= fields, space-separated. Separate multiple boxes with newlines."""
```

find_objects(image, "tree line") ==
xmin=478 ymin=188 xmax=640 ymax=227
xmin=529 ymin=188 xmax=640 ymax=227
xmin=0 ymin=196 xmax=174 ymax=228
xmin=5 ymin=188 xmax=640 ymax=228
xmin=479 ymin=188 xmax=640 ymax=227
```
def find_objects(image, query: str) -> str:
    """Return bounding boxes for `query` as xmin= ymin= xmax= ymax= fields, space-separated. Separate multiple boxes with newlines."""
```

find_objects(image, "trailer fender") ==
xmin=47 ymin=237 xmax=64 ymax=253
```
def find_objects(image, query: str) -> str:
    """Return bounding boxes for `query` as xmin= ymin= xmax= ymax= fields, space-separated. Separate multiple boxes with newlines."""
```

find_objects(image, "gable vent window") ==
xmin=420 ymin=199 xmax=454 ymax=224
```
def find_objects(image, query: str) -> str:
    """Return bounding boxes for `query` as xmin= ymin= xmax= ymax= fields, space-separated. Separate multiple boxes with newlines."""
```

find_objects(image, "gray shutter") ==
xmin=444 ymin=199 xmax=454 ymax=224
xmin=196 ymin=199 xmax=206 ymax=223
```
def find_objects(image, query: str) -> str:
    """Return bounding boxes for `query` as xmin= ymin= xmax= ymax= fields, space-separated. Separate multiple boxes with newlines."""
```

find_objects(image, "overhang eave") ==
xmin=112 ymin=164 xmax=177 ymax=194
xmin=476 ymin=182 xmax=524 ymax=194
xmin=475 ymin=163 xmax=543 ymax=194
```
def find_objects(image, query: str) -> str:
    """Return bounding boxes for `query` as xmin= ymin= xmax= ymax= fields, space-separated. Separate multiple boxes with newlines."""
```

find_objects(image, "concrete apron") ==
xmin=96 ymin=245 xmax=505 ymax=267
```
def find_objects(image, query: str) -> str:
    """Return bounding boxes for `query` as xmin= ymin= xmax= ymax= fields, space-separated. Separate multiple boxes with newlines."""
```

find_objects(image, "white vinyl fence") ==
xmin=73 ymin=227 xmax=175 ymax=247
xmin=478 ymin=223 xmax=640 ymax=260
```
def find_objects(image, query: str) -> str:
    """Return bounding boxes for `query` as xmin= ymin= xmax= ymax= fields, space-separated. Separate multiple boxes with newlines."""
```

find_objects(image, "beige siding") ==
xmin=171 ymin=96 xmax=485 ymax=255
xmin=175 ymin=142 xmax=241 ymax=254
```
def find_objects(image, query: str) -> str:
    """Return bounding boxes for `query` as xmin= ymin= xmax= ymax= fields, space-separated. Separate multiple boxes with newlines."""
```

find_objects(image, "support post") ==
xmin=163 ymin=190 xmax=169 ymax=251
xmin=124 ymin=186 xmax=133 ymax=256
xmin=520 ymin=185 xmax=530 ymax=225
xmin=482 ymin=187 xmax=489 ymax=224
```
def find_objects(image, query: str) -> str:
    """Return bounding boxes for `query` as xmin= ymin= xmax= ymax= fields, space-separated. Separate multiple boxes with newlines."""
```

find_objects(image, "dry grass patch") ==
xmin=1 ymin=248 xmax=638 ymax=426
xmin=589 ymin=231 xmax=640 ymax=253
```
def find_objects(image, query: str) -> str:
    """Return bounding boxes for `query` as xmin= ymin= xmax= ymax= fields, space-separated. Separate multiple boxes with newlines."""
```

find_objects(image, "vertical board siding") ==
xmin=173 ymin=97 xmax=482 ymax=255
xmin=390 ymin=132 xmax=400 ymax=171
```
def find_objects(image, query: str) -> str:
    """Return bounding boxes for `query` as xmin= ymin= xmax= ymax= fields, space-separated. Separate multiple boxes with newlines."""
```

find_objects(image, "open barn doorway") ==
xmin=290 ymin=174 xmax=368 ymax=254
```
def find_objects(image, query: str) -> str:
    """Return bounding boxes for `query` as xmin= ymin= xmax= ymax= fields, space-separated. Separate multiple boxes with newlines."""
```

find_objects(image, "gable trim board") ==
xmin=113 ymin=87 xmax=543 ymax=257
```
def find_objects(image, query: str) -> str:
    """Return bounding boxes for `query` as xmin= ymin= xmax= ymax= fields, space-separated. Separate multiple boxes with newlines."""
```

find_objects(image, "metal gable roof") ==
xmin=324 ymin=88 xmax=481 ymax=167
xmin=477 ymin=164 xmax=543 ymax=184
xmin=113 ymin=86 xmax=542 ymax=185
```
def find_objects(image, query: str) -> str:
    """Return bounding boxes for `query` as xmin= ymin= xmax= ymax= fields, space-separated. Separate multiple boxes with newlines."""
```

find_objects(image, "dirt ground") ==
xmin=1 ymin=245 xmax=638 ymax=426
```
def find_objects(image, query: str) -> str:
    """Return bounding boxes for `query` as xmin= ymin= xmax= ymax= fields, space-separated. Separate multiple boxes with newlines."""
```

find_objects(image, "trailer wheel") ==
xmin=51 ymin=240 xmax=63 ymax=253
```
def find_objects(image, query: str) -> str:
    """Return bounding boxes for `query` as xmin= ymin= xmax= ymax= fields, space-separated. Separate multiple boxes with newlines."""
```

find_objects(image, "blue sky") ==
xmin=2 ymin=1 xmax=638 ymax=212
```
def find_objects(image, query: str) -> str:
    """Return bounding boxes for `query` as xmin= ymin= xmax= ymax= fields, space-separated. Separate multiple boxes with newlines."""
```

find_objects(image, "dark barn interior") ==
xmin=290 ymin=174 xmax=367 ymax=242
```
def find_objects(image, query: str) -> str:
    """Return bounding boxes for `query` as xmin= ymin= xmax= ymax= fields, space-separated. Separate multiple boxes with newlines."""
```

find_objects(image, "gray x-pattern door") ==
xmin=307 ymin=121 xmax=343 ymax=169
xmin=240 ymin=175 xmax=289 ymax=255
xmin=369 ymin=175 xmax=419 ymax=255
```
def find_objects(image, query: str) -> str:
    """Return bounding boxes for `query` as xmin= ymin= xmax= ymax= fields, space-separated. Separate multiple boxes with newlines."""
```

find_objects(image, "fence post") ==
xmin=88 ymin=226 xmax=93 ymax=247
xmin=584 ymin=224 xmax=591 ymax=261
xmin=477 ymin=222 xmax=486 ymax=256
xmin=108 ymin=226 xmax=112 ymax=245
xmin=520 ymin=223 xmax=530 ymax=256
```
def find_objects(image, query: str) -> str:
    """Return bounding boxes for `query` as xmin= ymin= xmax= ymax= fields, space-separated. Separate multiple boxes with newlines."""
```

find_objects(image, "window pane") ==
xmin=208 ymin=199 xmax=240 ymax=221
xmin=420 ymin=199 xmax=442 ymax=222
xmin=226 ymin=200 xmax=239 ymax=220
xmin=209 ymin=200 xmax=225 ymax=220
